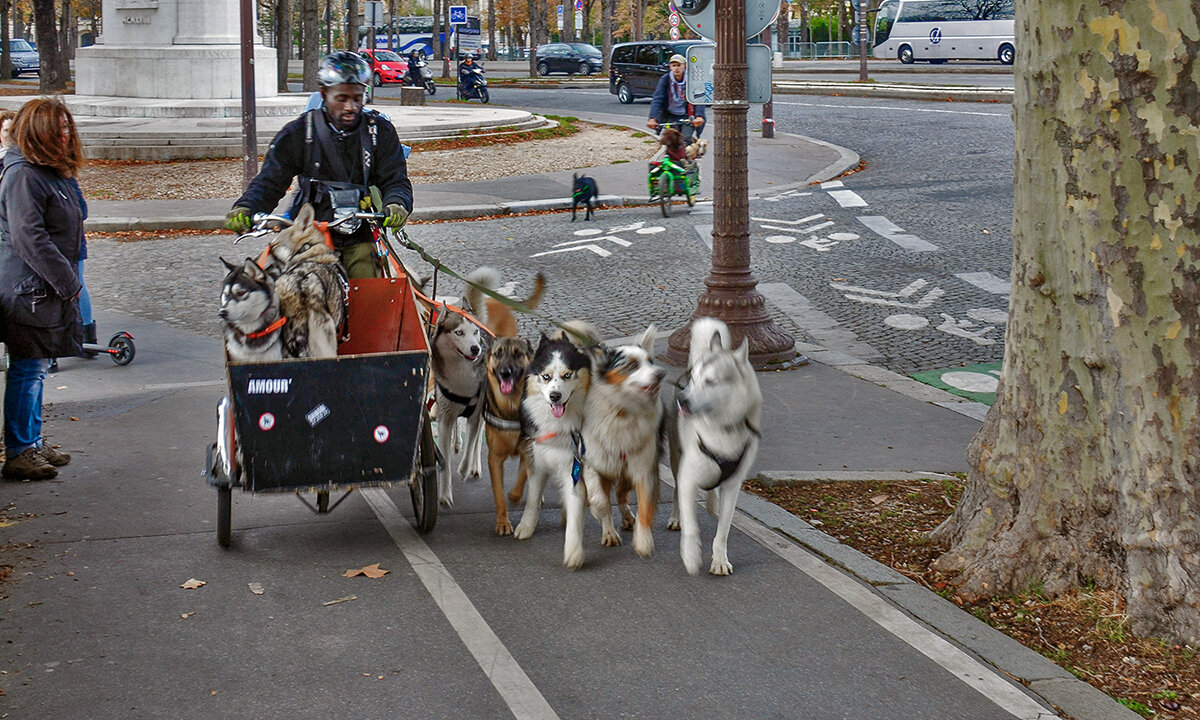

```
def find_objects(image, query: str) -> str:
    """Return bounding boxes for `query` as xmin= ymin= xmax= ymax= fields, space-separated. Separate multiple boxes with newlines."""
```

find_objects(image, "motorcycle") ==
xmin=406 ymin=58 xmax=436 ymax=96
xmin=456 ymin=64 xmax=489 ymax=103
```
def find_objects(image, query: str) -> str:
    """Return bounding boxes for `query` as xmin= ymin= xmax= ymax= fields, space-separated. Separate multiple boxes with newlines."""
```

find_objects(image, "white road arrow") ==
xmin=831 ymin=279 xmax=945 ymax=309
xmin=552 ymin=235 xmax=632 ymax=248
xmin=531 ymin=244 xmax=612 ymax=258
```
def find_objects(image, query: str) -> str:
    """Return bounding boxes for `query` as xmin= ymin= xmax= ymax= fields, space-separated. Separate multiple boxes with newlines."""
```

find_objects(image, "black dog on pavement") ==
xmin=571 ymin=173 xmax=600 ymax=222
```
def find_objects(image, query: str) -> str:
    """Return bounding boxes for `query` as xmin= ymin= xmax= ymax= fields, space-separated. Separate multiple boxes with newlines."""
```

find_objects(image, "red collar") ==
xmin=245 ymin=317 xmax=286 ymax=340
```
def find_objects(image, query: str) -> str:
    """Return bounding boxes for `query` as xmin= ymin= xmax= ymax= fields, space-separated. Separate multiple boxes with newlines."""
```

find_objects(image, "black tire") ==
xmin=898 ymin=45 xmax=914 ymax=64
xmin=998 ymin=43 xmax=1015 ymax=65
xmin=217 ymin=485 xmax=232 ymax=548
xmin=537 ymin=61 xmax=550 ymax=76
xmin=686 ymin=189 xmax=696 ymax=207
xmin=579 ymin=62 xmax=590 ymax=75
xmin=617 ymin=82 xmax=633 ymax=104
xmin=411 ymin=413 xmax=438 ymax=532
xmin=109 ymin=335 xmax=135 ymax=365
xmin=426 ymin=80 xmax=436 ymax=95
xmin=373 ymin=72 xmax=383 ymax=87
xmin=479 ymin=87 xmax=489 ymax=103
xmin=658 ymin=175 xmax=672 ymax=218
xmin=9 ymin=68 xmax=17 ymax=78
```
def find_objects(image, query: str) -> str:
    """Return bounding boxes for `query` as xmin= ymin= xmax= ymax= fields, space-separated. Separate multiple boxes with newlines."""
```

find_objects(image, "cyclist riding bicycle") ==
xmin=646 ymin=54 xmax=706 ymax=141
xmin=225 ymin=51 xmax=413 ymax=278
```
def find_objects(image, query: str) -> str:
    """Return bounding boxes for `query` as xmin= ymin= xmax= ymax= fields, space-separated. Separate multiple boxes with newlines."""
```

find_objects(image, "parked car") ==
xmin=608 ymin=39 xmax=712 ymax=104
xmin=359 ymin=49 xmax=408 ymax=86
xmin=535 ymin=42 xmax=604 ymax=76
xmin=7 ymin=38 xmax=39 ymax=78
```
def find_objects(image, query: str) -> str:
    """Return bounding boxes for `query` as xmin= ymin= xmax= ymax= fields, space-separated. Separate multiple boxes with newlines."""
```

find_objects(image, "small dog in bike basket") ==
xmin=655 ymin=127 xmax=690 ymax=165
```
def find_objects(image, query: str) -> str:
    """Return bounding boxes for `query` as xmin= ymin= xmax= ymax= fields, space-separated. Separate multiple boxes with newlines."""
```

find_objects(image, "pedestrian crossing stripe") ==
xmin=911 ymin=362 xmax=1001 ymax=406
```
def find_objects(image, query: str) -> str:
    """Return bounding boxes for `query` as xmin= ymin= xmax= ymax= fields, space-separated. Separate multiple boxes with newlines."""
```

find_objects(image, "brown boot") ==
xmin=3 ymin=448 xmax=59 ymax=480
xmin=39 ymin=445 xmax=71 ymax=467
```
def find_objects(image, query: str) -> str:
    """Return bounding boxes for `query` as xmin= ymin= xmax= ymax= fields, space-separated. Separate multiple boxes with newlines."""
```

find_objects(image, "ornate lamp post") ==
xmin=662 ymin=0 xmax=800 ymax=370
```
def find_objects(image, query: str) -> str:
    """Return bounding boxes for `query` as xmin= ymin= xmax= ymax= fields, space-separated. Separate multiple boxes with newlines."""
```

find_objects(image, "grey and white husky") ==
xmin=219 ymin=257 xmax=284 ymax=362
xmin=430 ymin=267 xmax=494 ymax=508
xmin=266 ymin=203 xmax=347 ymax=359
xmin=581 ymin=325 xmax=666 ymax=559
xmin=514 ymin=326 xmax=595 ymax=570
xmin=666 ymin=317 xmax=763 ymax=576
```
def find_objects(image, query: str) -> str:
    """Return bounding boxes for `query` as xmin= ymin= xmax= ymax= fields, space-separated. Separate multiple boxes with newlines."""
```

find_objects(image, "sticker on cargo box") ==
xmin=306 ymin=404 xmax=330 ymax=427
xmin=374 ymin=425 xmax=390 ymax=443
xmin=258 ymin=412 xmax=275 ymax=431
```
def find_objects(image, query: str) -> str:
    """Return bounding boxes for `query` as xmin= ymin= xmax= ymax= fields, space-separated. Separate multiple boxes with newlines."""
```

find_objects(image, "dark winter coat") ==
xmin=233 ymin=108 xmax=413 ymax=248
xmin=0 ymin=149 xmax=84 ymax=359
xmin=648 ymin=71 xmax=707 ymax=125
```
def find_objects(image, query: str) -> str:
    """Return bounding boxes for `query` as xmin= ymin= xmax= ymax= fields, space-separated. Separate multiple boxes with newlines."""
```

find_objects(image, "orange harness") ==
xmin=245 ymin=316 xmax=287 ymax=339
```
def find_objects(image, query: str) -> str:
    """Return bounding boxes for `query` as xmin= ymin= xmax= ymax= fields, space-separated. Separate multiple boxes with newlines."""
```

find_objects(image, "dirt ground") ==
xmin=745 ymin=478 xmax=1199 ymax=719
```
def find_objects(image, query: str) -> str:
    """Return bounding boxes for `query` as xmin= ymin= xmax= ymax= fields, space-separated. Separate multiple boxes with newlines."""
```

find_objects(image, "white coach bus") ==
xmin=873 ymin=0 xmax=1015 ymax=65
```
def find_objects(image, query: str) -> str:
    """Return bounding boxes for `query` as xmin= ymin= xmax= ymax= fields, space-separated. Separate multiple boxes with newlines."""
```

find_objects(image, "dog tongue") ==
xmin=551 ymin=402 xmax=565 ymax=418
xmin=501 ymin=379 xmax=515 ymax=395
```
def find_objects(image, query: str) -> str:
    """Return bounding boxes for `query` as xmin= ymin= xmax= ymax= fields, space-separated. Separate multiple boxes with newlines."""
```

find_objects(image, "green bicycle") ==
xmin=647 ymin=121 xmax=700 ymax=217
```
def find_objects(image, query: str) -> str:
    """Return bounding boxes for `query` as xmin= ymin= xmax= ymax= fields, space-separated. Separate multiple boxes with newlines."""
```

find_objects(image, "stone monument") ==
xmin=76 ymin=0 xmax=277 ymax=99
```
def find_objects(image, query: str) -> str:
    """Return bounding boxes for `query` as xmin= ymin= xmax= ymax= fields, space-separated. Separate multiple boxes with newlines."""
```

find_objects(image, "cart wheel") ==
xmin=317 ymin=491 xmax=330 ymax=513
xmin=109 ymin=334 xmax=135 ymax=365
xmin=217 ymin=485 xmax=232 ymax=548
xmin=411 ymin=412 xmax=438 ymax=532
xmin=658 ymin=175 xmax=672 ymax=218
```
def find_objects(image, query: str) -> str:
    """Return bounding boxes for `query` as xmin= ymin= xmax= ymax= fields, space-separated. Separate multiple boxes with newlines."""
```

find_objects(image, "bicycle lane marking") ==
xmin=360 ymin=488 xmax=562 ymax=720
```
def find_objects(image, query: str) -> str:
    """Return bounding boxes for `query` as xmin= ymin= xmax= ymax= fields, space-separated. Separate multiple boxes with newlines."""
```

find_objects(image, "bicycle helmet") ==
xmin=317 ymin=51 xmax=372 ymax=87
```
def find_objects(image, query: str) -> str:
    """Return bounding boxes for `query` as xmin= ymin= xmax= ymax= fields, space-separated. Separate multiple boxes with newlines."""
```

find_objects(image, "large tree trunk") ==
xmin=301 ymin=0 xmax=319 ymax=90
xmin=526 ymin=0 xmax=537 ymax=75
xmin=931 ymin=0 xmax=1200 ymax=646
xmin=487 ymin=0 xmax=496 ymax=60
xmin=56 ymin=0 xmax=71 ymax=81
xmin=276 ymin=0 xmax=291 ymax=93
xmin=32 ymin=0 xmax=65 ymax=92
xmin=0 ymin=1 xmax=12 ymax=81
xmin=631 ymin=0 xmax=643 ymax=40
xmin=563 ymin=0 xmax=574 ymax=42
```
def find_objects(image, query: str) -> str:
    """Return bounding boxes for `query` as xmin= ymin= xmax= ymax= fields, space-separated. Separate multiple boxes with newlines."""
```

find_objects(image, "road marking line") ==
xmin=731 ymin=515 xmax=1058 ymax=720
xmin=956 ymin=272 xmax=1011 ymax=295
xmin=820 ymin=180 xmax=844 ymax=189
xmin=552 ymin=235 xmax=632 ymax=248
xmin=828 ymin=189 xmax=868 ymax=208
xmin=751 ymin=214 xmax=824 ymax=225
xmin=857 ymin=216 xmax=939 ymax=251
xmin=360 ymin=488 xmax=562 ymax=720
xmin=774 ymin=100 xmax=1009 ymax=118
xmin=531 ymin=244 xmax=611 ymax=258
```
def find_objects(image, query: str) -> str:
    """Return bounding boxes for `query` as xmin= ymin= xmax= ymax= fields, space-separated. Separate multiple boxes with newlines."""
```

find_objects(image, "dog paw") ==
xmin=601 ymin=529 xmax=622 ymax=547
xmin=465 ymin=470 xmax=482 ymax=483
xmin=514 ymin=522 xmax=535 ymax=540
xmin=710 ymin=557 xmax=733 ymax=576
xmin=496 ymin=518 xmax=514 ymax=536
xmin=620 ymin=513 xmax=636 ymax=532
xmin=633 ymin=527 xmax=654 ymax=559
xmin=563 ymin=544 xmax=585 ymax=570
xmin=666 ymin=519 xmax=681 ymax=531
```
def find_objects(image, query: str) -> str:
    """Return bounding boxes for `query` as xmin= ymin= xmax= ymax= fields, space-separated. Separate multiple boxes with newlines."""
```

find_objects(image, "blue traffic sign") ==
xmin=449 ymin=5 xmax=467 ymax=24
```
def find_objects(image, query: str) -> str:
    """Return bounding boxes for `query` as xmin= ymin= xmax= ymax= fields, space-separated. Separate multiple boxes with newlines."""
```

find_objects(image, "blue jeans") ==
xmin=77 ymin=259 xmax=92 ymax=326
xmin=5 ymin=357 xmax=49 ymax=456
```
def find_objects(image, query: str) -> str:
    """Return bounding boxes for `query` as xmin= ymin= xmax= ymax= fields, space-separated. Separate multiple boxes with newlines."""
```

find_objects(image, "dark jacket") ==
xmin=233 ymin=108 xmax=413 ymax=246
xmin=648 ymin=72 xmax=707 ymax=125
xmin=0 ymin=149 xmax=83 ymax=358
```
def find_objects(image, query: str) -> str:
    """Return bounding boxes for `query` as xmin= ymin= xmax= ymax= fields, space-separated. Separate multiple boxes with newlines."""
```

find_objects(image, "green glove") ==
xmin=383 ymin=203 xmax=409 ymax=228
xmin=225 ymin=207 xmax=253 ymax=233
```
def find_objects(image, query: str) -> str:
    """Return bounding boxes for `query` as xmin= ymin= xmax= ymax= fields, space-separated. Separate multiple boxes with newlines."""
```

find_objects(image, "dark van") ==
xmin=608 ymin=40 xmax=712 ymax=104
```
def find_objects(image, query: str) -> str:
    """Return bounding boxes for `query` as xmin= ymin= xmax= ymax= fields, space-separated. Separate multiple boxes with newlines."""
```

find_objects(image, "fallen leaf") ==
xmin=982 ymin=229 xmax=990 ymax=234
xmin=248 ymin=582 xmax=265 ymax=595
xmin=870 ymin=494 xmax=889 ymax=505
xmin=181 ymin=612 xmax=194 ymax=619
xmin=323 ymin=595 xmax=358 ymax=607
xmin=69 ymin=417 xmax=79 ymax=421
xmin=180 ymin=578 xmax=206 ymax=590
xmin=343 ymin=563 xmax=389 ymax=579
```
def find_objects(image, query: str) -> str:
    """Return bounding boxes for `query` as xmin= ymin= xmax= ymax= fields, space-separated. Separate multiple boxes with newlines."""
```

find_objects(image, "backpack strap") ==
xmin=309 ymin=109 xmax=351 ymax=181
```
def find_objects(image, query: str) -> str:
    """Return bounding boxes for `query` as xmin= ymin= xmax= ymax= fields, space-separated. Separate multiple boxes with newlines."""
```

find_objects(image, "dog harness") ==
xmin=530 ymin=429 xmax=585 ymax=485
xmin=438 ymin=382 xmax=481 ymax=418
xmin=696 ymin=420 xmax=762 ymax=491
xmin=484 ymin=407 xmax=522 ymax=432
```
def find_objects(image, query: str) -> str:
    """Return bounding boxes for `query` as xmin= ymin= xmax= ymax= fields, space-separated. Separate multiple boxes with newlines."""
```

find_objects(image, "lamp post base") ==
xmin=661 ymin=285 xmax=805 ymax=371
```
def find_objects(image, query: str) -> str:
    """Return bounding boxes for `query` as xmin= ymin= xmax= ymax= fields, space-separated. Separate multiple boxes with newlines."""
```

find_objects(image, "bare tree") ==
xmin=346 ymin=0 xmax=359 ymax=49
xmin=302 ymin=0 xmax=319 ymax=90
xmin=931 ymin=0 xmax=1200 ymax=646
xmin=31 ymin=0 xmax=65 ymax=91
xmin=276 ymin=0 xmax=291 ymax=93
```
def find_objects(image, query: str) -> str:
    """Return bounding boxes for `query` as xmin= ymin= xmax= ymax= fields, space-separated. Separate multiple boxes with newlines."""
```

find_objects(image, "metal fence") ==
xmin=784 ymin=41 xmax=857 ymax=59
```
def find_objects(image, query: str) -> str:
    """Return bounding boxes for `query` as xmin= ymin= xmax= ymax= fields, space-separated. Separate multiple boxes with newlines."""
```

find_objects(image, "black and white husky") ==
xmin=666 ymin=318 xmax=763 ymax=576
xmin=514 ymin=327 xmax=594 ymax=570
xmin=430 ymin=267 xmax=493 ymax=507
xmin=219 ymin=257 xmax=284 ymax=362
xmin=581 ymin=325 xmax=665 ymax=559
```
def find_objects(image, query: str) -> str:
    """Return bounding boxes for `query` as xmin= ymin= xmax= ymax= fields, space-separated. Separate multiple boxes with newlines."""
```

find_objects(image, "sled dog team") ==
xmin=431 ymin=266 xmax=763 ymax=576
xmin=220 ymin=206 xmax=762 ymax=575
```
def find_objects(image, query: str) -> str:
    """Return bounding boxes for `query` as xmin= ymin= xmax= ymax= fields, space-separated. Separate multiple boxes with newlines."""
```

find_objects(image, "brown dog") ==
xmin=658 ymin=126 xmax=688 ymax=163
xmin=483 ymin=336 xmax=534 ymax=535
xmin=466 ymin=271 xmax=545 ymax=339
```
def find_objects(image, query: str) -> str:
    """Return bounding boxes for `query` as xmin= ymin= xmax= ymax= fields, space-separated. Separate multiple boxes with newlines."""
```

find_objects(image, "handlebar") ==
xmin=234 ymin=211 xmax=389 ymax=243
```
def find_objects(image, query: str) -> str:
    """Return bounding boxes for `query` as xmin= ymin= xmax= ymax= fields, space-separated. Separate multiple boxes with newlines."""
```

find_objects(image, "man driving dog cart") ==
xmin=225 ymin=51 xmax=413 ymax=278
xmin=646 ymin=53 xmax=706 ymax=140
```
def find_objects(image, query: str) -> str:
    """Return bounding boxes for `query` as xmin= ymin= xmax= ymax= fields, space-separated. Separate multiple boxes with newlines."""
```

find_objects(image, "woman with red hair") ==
xmin=0 ymin=98 xmax=84 ymax=480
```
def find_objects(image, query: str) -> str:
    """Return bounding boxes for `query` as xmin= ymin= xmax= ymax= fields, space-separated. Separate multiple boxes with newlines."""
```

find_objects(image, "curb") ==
xmin=733 ymin=488 xmax=1143 ymax=720
xmin=774 ymin=81 xmax=1012 ymax=103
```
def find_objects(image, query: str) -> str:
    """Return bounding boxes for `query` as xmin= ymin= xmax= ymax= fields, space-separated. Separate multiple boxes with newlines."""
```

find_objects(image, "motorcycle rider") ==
xmin=405 ymin=48 xmax=424 ymax=87
xmin=225 ymin=52 xmax=412 ymax=278
xmin=457 ymin=54 xmax=482 ymax=96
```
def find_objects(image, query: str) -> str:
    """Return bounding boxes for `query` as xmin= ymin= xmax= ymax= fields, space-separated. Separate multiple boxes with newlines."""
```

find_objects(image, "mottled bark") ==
xmin=601 ymin=0 xmax=613 ymax=73
xmin=301 ymin=0 xmax=319 ymax=90
xmin=347 ymin=0 xmax=359 ymax=50
xmin=932 ymin=0 xmax=1200 ymax=646
xmin=276 ymin=0 xmax=291 ymax=93
xmin=31 ymin=0 xmax=64 ymax=92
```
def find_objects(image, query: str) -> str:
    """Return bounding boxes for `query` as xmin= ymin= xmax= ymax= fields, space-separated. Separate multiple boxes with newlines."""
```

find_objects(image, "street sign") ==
xmin=449 ymin=4 xmax=467 ymax=24
xmin=670 ymin=26 xmax=680 ymax=39
xmin=685 ymin=43 xmax=772 ymax=104
xmin=575 ymin=0 xmax=583 ymax=9
xmin=575 ymin=10 xmax=583 ymax=28
xmin=678 ymin=0 xmax=778 ymax=41
xmin=669 ymin=12 xmax=680 ymax=26
xmin=556 ymin=4 xmax=564 ymax=30
xmin=364 ymin=0 xmax=383 ymax=25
